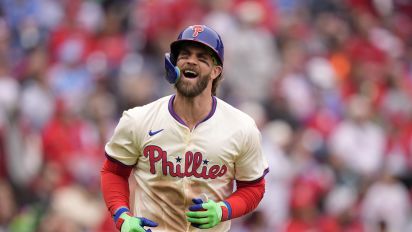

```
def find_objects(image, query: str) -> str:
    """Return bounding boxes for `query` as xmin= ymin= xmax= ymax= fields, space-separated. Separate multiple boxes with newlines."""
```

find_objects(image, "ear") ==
xmin=211 ymin=65 xmax=223 ymax=80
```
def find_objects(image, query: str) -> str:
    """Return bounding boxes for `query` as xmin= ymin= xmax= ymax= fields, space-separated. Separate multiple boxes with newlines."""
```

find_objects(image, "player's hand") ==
xmin=116 ymin=211 xmax=158 ymax=232
xmin=186 ymin=198 xmax=226 ymax=229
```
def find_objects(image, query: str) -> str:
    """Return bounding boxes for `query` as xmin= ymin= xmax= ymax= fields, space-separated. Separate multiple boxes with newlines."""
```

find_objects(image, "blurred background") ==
xmin=0 ymin=0 xmax=412 ymax=231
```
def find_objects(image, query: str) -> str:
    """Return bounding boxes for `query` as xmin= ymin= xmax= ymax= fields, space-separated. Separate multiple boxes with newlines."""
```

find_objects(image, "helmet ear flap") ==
xmin=165 ymin=53 xmax=180 ymax=84
xmin=169 ymin=51 xmax=177 ymax=65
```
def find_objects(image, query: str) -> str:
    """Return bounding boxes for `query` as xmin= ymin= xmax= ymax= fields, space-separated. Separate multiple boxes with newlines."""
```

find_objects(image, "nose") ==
xmin=185 ymin=54 xmax=198 ymax=65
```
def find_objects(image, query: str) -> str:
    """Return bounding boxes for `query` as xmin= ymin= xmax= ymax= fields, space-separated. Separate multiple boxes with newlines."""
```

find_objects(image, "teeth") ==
xmin=183 ymin=70 xmax=198 ymax=77
xmin=184 ymin=70 xmax=197 ymax=75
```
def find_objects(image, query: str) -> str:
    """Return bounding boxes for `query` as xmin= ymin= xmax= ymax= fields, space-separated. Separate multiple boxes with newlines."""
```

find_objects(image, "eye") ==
xmin=178 ymin=54 xmax=189 ymax=60
xmin=178 ymin=50 xmax=189 ymax=59
xmin=198 ymin=55 xmax=210 ymax=64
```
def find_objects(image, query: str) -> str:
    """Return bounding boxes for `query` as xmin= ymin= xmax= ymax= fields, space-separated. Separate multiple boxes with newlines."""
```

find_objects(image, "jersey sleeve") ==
xmin=234 ymin=122 xmax=269 ymax=181
xmin=105 ymin=109 xmax=140 ymax=165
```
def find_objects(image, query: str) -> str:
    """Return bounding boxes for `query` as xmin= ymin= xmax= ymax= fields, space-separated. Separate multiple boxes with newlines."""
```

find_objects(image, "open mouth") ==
xmin=182 ymin=69 xmax=198 ymax=79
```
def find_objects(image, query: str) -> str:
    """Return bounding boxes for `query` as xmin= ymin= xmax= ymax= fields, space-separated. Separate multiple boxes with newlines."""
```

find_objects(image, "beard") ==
xmin=175 ymin=72 xmax=210 ymax=98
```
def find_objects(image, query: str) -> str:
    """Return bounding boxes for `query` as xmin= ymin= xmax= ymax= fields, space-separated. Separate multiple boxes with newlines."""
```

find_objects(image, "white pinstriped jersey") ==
xmin=105 ymin=95 xmax=269 ymax=232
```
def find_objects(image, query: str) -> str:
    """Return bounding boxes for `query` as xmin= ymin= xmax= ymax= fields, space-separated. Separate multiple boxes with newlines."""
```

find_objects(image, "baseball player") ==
xmin=101 ymin=25 xmax=269 ymax=232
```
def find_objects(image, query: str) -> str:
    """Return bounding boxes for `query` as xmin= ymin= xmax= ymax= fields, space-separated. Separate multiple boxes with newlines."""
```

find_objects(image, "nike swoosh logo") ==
xmin=149 ymin=129 xmax=164 ymax=136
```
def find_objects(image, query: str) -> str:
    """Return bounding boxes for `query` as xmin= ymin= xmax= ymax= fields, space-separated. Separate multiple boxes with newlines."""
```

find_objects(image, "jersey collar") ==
xmin=168 ymin=95 xmax=217 ymax=128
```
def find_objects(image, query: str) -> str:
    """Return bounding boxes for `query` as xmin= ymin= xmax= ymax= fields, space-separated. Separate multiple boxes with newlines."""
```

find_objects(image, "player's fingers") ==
xmin=140 ymin=218 xmax=158 ymax=227
xmin=130 ymin=227 xmax=145 ymax=232
xmin=186 ymin=210 xmax=208 ymax=218
xmin=199 ymin=223 xmax=214 ymax=229
xmin=188 ymin=203 xmax=204 ymax=211
xmin=192 ymin=198 xmax=203 ymax=204
xmin=201 ymin=201 xmax=214 ymax=210
xmin=126 ymin=218 xmax=146 ymax=232
xmin=187 ymin=216 xmax=209 ymax=224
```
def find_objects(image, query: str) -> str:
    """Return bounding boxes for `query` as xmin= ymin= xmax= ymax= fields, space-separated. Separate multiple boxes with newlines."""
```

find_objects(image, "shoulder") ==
xmin=215 ymin=98 xmax=260 ymax=140
xmin=215 ymin=97 xmax=257 ymax=128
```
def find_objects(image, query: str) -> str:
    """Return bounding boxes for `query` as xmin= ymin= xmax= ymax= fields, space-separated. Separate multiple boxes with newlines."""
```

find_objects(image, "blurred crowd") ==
xmin=0 ymin=0 xmax=412 ymax=231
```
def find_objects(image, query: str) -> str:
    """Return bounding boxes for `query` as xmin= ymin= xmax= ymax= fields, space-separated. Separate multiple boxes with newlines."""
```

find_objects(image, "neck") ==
xmin=173 ymin=92 xmax=214 ymax=130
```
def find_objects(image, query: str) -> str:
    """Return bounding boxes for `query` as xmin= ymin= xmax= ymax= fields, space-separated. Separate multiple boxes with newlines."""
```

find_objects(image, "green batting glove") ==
xmin=186 ymin=198 xmax=227 ymax=229
xmin=114 ymin=208 xmax=158 ymax=232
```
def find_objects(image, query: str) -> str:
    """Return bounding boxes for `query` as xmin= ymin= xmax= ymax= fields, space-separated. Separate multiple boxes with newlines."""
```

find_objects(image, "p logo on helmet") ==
xmin=191 ymin=25 xmax=204 ymax=37
xmin=164 ymin=25 xmax=224 ymax=84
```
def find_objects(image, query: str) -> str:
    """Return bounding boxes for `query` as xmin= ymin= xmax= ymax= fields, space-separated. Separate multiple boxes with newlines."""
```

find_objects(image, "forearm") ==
xmin=101 ymin=157 xmax=159 ymax=231
xmin=223 ymin=178 xmax=266 ymax=220
xmin=100 ymin=156 xmax=134 ymax=215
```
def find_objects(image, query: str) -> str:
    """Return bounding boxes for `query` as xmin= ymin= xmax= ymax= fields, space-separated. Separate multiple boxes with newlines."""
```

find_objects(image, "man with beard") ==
xmin=100 ymin=25 xmax=269 ymax=232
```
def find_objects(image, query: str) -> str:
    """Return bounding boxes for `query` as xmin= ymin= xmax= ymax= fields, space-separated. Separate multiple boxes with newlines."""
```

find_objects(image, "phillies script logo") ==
xmin=143 ymin=145 xmax=227 ymax=179
xmin=191 ymin=25 xmax=204 ymax=37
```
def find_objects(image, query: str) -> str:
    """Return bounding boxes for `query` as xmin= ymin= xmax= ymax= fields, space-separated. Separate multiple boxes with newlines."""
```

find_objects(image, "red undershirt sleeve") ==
xmin=100 ymin=156 xmax=134 ymax=216
xmin=221 ymin=178 xmax=266 ymax=221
